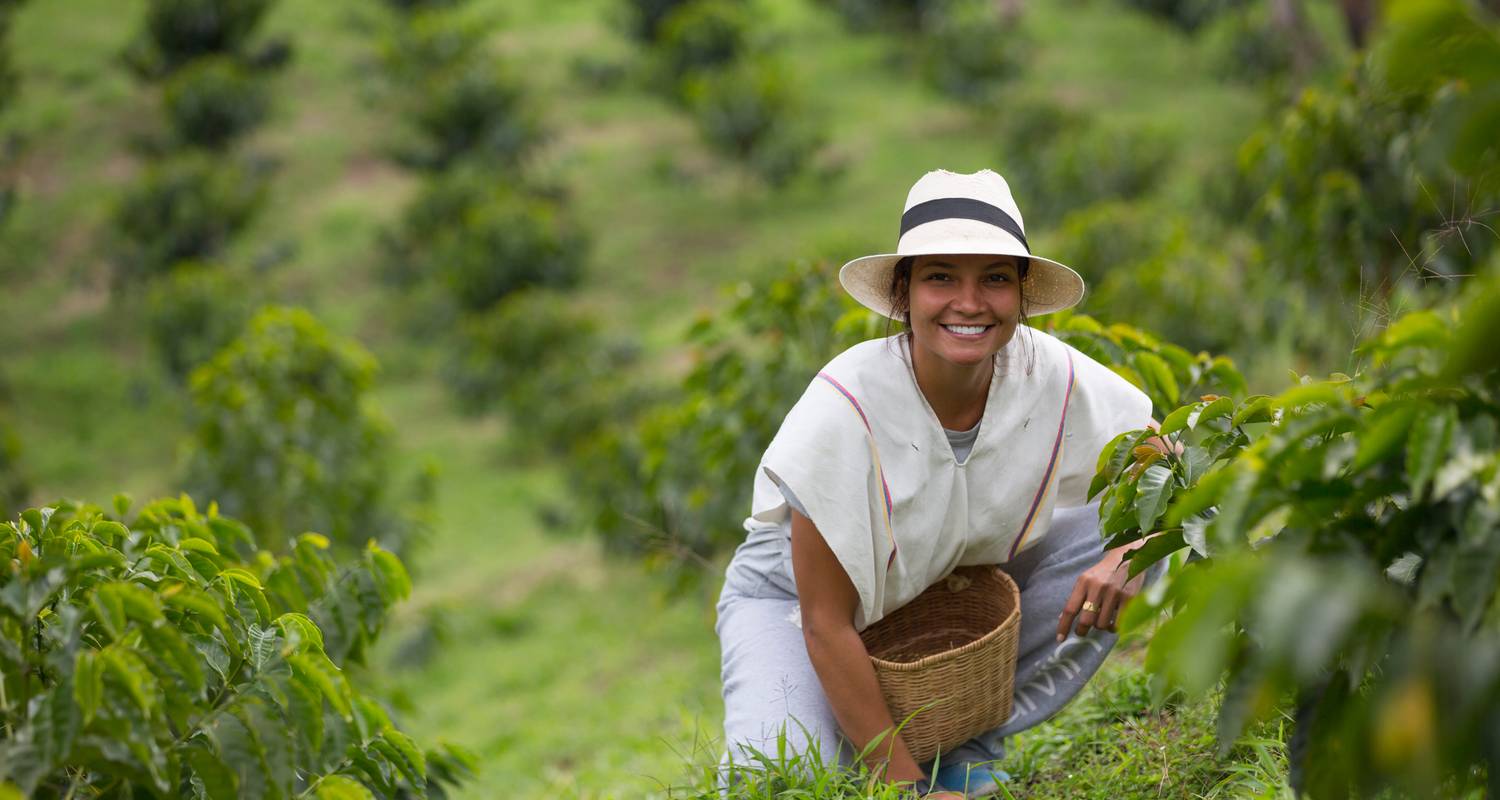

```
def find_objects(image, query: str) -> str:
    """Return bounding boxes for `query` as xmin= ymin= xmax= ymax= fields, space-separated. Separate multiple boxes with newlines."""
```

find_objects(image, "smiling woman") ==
xmin=715 ymin=169 xmax=1167 ymax=799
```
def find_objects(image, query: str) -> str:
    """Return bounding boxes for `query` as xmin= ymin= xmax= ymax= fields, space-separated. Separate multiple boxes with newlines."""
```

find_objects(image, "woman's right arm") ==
xmin=789 ymin=508 xmax=930 ymax=790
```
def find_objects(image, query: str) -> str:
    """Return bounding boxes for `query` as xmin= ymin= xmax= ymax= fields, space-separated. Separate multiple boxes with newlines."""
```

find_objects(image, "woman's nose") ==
xmin=951 ymin=280 xmax=983 ymax=312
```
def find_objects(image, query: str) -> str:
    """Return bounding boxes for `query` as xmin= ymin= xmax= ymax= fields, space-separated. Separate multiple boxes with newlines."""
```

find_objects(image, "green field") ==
xmin=0 ymin=0 xmax=1321 ymax=795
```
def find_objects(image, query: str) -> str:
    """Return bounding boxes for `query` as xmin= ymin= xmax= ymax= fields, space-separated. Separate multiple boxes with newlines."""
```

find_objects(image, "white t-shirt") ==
xmin=744 ymin=329 xmax=1152 ymax=631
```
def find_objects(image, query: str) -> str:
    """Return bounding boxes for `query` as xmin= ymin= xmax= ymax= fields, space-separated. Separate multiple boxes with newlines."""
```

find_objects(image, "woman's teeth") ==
xmin=942 ymin=324 xmax=990 ymax=335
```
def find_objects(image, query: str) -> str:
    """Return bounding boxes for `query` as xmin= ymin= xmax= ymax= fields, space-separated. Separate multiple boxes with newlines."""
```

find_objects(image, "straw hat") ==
xmin=838 ymin=169 xmax=1085 ymax=319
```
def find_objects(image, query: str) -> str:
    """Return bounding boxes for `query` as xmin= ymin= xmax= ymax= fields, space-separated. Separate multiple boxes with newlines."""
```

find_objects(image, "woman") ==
xmin=714 ymin=169 xmax=1167 ymax=798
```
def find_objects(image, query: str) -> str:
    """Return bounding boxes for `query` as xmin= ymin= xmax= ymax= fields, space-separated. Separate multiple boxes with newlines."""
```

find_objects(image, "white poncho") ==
xmin=746 ymin=329 xmax=1152 ymax=631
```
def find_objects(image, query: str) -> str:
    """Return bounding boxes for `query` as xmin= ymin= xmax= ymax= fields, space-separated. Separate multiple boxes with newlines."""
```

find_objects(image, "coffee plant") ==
xmin=445 ymin=288 xmax=646 ymax=457
xmin=123 ymin=0 xmax=289 ymax=80
xmin=163 ymin=56 xmax=270 ymax=150
xmin=112 ymin=155 xmax=265 ymax=288
xmin=181 ymin=307 xmax=431 ymax=559
xmin=917 ymin=0 xmax=1031 ymax=103
xmin=0 ymin=495 xmax=475 ymax=798
xmin=1221 ymin=62 xmax=1497 ymax=312
xmin=682 ymin=56 xmax=828 ymax=187
xmin=1089 ymin=268 xmax=1500 ymax=799
xmin=396 ymin=62 xmax=540 ymax=173
xmin=144 ymin=263 xmax=260 ymax=382
xmin=652 ymin=0 xmax=752 ymax=96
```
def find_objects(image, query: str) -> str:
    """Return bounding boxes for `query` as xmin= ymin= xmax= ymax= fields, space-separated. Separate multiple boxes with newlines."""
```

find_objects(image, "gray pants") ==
xmin=714 ymin=502 xmax=1164 ymax=787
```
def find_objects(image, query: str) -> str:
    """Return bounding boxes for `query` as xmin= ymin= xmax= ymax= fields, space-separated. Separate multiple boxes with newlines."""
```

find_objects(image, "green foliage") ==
xmin=444 ymin=288 xmax=645 ymax=456
xmin=0 ymin=495 xmax=474 ymax=798
xmin=683 ymin=57 xmax=829 ymax=187
xmin=1381 ymin=0 xmax=1500 ymax=177
xmin=567 ymin=258 xmax=881 ymax=567
xmin=0 ymin=4 xmax=17 ymax=119
xmin=380 ymin=0 xmax=468 ymax=12
xmin=1118 ymin=0 xmax=1239 ymax=33
xmin=112 ymin=154 xmax=265 ymax=287
xmin=396 ymin=62 xmax=541 ymax=173
xmin=144 ymin=262 xmax=260 ymax=382
xmin=996 ymin=97 xmax=1175 ymax=224
xmin=1200 ymin=2 xmax=1307 ymax=83
xmin=0 ymin=418 xmax=25 ymax=521
xmin=182 ymin=307 xmax=430 ymax=558
xmin=375 ymin=7 xmax=484 ymax=87
xmin=123 ymin=0 xmax=289 ymax=80
xmin=620 ymin=0 xmax=698 ymax=43
xmin=425 ymin=182 xmax=587 ymax=313
xmin=163 ymin=56 xmax=271 ymax=150
xmin=1089 ymin=270 xmax=1500 ymax=797
xmin=653 ymin=0 xmax=752 ymax=92
xmin=812 ymin=0 xmax=942 ymax=34
xmin=917 ymin=0 xmax=1031 ymax=103
xmin=1224 ymin=57 xmax=1498 ymax=309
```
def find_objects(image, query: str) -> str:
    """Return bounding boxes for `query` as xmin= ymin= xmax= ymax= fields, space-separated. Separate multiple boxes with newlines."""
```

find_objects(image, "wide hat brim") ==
xmin=838 ymin=248 xmax=1085 ymax=320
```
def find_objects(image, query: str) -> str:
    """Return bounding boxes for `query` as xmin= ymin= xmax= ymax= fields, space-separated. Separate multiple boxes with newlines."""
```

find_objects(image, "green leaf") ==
xmin=1406 ymin=405 xmax=1457 ymax=501
xmin=1159 ymin=403 xmax=1197 ymax=437
xmin=1125 ymin=529 xmax=1187 ymax=579
xmin=1231 ymin=395 xmax=1274 ymax=426
xmin=1165 ymin=462 xmax=1235 ymax=527
xmin=1350 ymin=402 xmax=1421 ymax=474
xmin=102 ymin=646 xmax=158 ymax=714
xmin=163 ymin=584 xmax=232 ymax=637
xmin=1274 ymin=382 xmax=1344 ymax=410
xmin=1133 ymin=351 xmax=1180 ymax=408
xmin=290 ymin=652 xmax=352 ymax=719
xmin=366 ymin=545 xmax=411 ymax=605
xmin=380 ymin=729 xmax=427 ymax=785
xmin=275 ymin=612 xmax=325 ymax=654
xmin=1136 ymin=464 xmax=1175 ymax=533
xmin=1188 ymin=396 xmax=1235 ymax=429
xmin=187 ymin=741 xmax=240 ymax=800
xmin=314 ymin=775 xmax=376 ymax=800
xmin=74 ymin=650 xmax=104 ymax=724
xmin=1206 ymin=356 xmax=1248 ymax=398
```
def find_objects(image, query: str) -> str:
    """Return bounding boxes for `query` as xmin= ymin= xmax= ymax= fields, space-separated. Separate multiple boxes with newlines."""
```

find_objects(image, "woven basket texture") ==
xmin=858 ymin=565 xmax=1020 ymax=764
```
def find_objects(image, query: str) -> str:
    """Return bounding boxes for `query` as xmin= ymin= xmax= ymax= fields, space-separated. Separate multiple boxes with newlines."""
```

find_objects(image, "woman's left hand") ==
xmin=1055 ymin=543 xmax=1148 ymax=640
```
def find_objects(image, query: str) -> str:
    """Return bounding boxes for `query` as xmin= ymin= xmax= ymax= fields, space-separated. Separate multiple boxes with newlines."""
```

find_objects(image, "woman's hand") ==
xmin=1056 ymin=541 xmax=1148 ymax=640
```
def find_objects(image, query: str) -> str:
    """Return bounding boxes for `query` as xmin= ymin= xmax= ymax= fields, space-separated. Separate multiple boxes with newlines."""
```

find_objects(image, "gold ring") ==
xmin=1082 ymin=600 xmax=1099 ymax=613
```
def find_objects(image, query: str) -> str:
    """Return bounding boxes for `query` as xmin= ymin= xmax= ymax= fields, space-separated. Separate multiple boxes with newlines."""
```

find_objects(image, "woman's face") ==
xmin=907 ymin=253 xmax=1023 ymax=369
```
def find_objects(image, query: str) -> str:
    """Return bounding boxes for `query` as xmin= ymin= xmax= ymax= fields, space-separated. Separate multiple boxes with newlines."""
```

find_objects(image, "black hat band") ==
xmin=899 ymin=197 xmax=1030 ymax=253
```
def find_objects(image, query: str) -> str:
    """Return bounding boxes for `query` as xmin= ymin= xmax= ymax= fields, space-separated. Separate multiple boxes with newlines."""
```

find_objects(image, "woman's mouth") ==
xmin=941 ymin=323 xmax=993 ymax=339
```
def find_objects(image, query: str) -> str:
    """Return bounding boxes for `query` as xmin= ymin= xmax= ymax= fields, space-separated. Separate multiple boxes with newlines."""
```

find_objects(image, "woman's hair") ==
xmin=885 ymin=255 xmax=1036 ymax=373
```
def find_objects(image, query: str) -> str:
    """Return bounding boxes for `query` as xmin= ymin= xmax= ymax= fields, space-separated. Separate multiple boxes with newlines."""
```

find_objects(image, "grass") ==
xmin=647 ymin=647 xmax=1295 ymax=800
xmin=0 ymin=0 xmax=1306 ymax=795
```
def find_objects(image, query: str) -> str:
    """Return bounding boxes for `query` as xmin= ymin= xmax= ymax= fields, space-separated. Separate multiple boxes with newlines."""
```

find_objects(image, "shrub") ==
xmin=812 ymin=0 xmax=943 ymax=34
xmin=445 ymin=288 xmax=645 ymax=456
xmin=0 ymin=496 xmax=476 ymax=797
xmin=917 ymin=0 xmax=1030 ymax=103
xmin=1200 ymin=2 xmax=1304 ymax=83
xmin=653 ymin=0 xmax=752 ymax=92
xmin=567 ymin=258 xmax=880 ymax=567
xmin=1225 ymin=68 xmax=1496 ymax=308
xmin=144 ymin=262 xmax=260 ymax=381
xmin=427 ymin=183 xmax=588 ymax=313
xmin=112 ymin=154 xmax=265 ymax=287
xmin=621 ymin=0 xmax=696 ymax=43
xmin=182 ymin=307 xmax=430 ymax=557
xmin=163 ymin=55 xmax=270 ymax=149
xmin=996 ymin=98 xmax=1175 ymax=224
xmin=123 ymin=0 xmax=287 ymax=80
xmin=683 ymin=57 xmax=827 ymax=187
xmin=381 ymin=0 xmax=468 ymax=11
xmin=1118 ymin=0 xmax=1239 ymax=33
xmin=398 ymin=62 xmax=541 ymax=172
xmin=375 ymin=7 xmax=484 ymax=87
xmin=1091 ymin=272 xmax=1500 ymax=799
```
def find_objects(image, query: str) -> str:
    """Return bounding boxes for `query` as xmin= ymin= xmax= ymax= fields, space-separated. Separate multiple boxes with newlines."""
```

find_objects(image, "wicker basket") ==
xmin=858 ymin=565 xmax=1021 ymax=763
